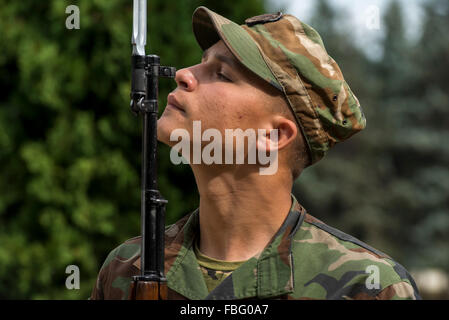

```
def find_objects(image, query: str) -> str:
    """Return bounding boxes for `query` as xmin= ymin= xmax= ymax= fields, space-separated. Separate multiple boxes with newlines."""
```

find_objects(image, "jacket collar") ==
xmin=133 ymin=194 xmax=306 ymax=300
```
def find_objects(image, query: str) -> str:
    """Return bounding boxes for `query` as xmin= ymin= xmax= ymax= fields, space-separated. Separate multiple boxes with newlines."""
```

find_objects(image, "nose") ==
xmin=175 ymin=67 xmax=197 ymax=92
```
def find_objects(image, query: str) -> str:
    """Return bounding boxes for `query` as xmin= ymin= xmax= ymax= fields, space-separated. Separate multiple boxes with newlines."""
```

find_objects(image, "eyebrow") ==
xmin=202 ymin=48 xmax=239 ymax=70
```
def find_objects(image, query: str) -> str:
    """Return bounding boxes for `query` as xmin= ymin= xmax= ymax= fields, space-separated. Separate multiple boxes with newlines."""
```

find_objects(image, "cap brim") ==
xmin=192 ymin=7 xmax=227 ymax=51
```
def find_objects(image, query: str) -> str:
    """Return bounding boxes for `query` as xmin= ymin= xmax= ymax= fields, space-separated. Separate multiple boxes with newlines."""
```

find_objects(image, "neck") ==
xmin=191 ymin=163 xmax=293 ymax=261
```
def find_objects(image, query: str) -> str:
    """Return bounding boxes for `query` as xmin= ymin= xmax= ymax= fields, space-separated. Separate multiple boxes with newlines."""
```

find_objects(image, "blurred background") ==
xmin=0 ymin=0 xmax=447 ymax=299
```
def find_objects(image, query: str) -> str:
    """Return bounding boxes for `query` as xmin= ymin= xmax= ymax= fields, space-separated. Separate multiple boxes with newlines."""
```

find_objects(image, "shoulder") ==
xmin=90 ymin=213 xmax=194 ymax=300
xmin=108 ymin=236 xmax=142 ymax=262
xmin=101 ymin=212 xmax=193 ymax=267
xmin=97 ymin=217 xmax=188 ymax=276
xmin=289 ymin=213 xmax=421 ymax=300
xmin=89 ymin=236 xmax=142 ymax=300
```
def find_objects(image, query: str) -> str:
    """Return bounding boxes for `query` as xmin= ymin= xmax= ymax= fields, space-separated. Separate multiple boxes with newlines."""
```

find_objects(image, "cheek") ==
xmin=195 ymin=85 xmax=270 ymax=131
xmin=196 ymin=90 xmax=235 ymax=128
xmin=232 ymin=105 xmax=257 ymax=125
xmin=228 ymin=93 xmax=268 ymax=129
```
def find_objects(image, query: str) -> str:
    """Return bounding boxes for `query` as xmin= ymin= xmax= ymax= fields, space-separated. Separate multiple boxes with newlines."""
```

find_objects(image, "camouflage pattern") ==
xmin=192 ymin=7 xmax=367 ymax=165
xmin=194 ymin=238 xmax=245 ymax=293
xmin=198 ymin=265 xmax=234 ymax=293
xmin=90 ymin=194 xmax=421 ymax=300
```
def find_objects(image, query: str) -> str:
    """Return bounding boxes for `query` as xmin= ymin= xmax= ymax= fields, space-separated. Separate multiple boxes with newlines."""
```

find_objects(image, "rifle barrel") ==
xmin=129 ymin=0 xmax=175 ymax=300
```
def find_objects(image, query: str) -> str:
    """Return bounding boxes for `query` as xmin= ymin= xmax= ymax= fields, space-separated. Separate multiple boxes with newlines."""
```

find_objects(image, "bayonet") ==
xmin=132 ymin=0 xmax=146 ymax=56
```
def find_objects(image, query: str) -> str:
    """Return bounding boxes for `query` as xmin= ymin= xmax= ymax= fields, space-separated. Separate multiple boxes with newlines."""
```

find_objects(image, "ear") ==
xmin=256 ymin=117 xmax=298 ymax=153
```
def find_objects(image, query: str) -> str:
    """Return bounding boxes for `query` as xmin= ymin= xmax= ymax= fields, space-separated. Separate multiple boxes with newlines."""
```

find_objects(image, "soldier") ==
xmin=90 ymin=6 xmax=420 ymax=300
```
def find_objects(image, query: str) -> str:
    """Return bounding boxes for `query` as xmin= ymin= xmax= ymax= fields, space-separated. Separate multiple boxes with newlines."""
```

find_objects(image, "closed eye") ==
xmin=217 ymin=72 xmax=232 ymax=82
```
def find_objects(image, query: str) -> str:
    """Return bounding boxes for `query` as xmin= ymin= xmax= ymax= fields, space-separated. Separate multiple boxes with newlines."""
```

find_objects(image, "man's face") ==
xmin=157 ymin=40 xmax=282 ymax=150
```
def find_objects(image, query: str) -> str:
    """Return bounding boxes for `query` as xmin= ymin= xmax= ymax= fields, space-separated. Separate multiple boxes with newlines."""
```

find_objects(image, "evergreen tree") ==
xmin=398 ymin=0 xmax=449 ymax=270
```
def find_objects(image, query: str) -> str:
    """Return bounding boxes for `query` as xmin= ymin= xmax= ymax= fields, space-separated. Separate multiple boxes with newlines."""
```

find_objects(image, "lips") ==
xmin=167 ymin=94 xmax=185 ymax=112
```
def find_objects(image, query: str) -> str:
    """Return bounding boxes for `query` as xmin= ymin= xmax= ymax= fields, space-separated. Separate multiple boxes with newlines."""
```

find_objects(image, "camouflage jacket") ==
xmin=90 ymin=195 xmax=421 ymax=300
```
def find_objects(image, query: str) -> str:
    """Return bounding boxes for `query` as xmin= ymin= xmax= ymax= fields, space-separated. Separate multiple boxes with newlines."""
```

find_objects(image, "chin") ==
xmin=156 ymin=123 xmax=171 ymax=146
xmin=157 ymin=117 xmax=179 ymax=147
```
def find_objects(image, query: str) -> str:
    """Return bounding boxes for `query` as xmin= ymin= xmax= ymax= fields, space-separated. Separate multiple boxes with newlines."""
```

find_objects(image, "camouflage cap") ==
xmin=192 ymin=6 xmax=366 ymax=165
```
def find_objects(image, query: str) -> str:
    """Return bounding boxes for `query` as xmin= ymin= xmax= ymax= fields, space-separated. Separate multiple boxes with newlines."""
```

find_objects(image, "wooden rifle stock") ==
xmin=129 ymin=280 xmax=168 ymax=300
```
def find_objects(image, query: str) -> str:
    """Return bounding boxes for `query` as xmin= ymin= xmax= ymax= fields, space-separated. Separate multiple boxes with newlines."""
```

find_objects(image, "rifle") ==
xmin=128 ymin=0 xmax=176 ymax=300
